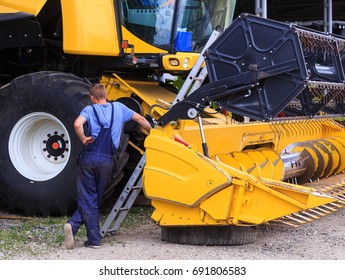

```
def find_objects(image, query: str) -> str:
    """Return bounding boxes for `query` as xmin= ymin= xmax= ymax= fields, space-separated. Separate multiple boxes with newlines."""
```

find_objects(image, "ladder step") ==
xmin=100 ymin=153 xmax=146 ymax=237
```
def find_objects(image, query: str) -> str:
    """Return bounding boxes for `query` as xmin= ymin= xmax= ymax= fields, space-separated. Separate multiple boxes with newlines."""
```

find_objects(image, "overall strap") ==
xmin=91 ymin=102 xmax=114 ymax=128
xmin=86 ymin=103 xmax=116 ymax=156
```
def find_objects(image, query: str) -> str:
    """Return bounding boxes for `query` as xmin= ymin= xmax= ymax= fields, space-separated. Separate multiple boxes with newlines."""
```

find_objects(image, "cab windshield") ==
xmin=121 ymin=0 xmax=236 ymax=52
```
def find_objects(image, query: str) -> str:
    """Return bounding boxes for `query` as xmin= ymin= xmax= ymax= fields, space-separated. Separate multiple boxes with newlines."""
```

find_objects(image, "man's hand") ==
xmin=82 ymin=136 xmax=94 ymax=145
xmin=132 ymin=112 xmax=152 ymax=133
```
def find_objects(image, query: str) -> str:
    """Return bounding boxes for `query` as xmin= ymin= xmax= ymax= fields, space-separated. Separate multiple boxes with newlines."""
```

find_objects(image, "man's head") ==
xmin=89 ymin=83 xmax=107 ymax=102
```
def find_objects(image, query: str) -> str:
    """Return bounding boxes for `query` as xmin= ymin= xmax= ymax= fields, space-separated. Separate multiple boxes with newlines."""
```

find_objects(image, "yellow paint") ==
xmin=60 ymin=0 xmax=120 ymax=55
xmin=143 ymin=129 xmax=231 ymax=207
xmin=0 ymin=0 xmax=46 ymax=15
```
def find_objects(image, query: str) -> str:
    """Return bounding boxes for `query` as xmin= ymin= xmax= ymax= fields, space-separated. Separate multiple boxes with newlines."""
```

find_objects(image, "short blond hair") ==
xmin=89 ymin=83 xmax=107 ymax=100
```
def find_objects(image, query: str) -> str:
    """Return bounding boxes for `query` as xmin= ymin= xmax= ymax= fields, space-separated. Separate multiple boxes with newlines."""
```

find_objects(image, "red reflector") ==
xmin=52 ymin=142 xmax=59 ymax=150
xmin=122 ymin=40 xmax=129 ymax=49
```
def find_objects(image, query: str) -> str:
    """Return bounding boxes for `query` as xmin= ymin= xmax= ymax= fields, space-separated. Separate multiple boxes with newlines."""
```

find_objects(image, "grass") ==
xmin=116 ymin=205 xmax=153 ymax=228
xmin=0 ymin=206 xmax=153 ymax=260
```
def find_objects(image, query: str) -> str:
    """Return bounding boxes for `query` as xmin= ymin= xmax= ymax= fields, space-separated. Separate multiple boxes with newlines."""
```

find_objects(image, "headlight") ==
xmin=169 ymin=59 xmax=179 ymax=66
xmin=183 ymin=58 xmax=189 ymax=69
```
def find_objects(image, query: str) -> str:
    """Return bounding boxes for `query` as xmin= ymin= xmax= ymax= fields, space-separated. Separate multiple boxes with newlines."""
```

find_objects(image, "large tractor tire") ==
xmin=161 ymin=226 xmax=258 ymax=246
xmin=0 ymin=71 xmax=127 ymax=215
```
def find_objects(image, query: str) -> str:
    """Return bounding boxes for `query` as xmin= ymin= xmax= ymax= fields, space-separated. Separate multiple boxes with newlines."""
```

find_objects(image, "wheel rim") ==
xmin=9 ymin=112 xmax=71 ymax=181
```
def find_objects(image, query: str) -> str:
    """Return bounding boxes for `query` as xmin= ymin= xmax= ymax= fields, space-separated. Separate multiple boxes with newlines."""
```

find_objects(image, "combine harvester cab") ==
xmin=143 ymin=14 xmax=345 ymax=245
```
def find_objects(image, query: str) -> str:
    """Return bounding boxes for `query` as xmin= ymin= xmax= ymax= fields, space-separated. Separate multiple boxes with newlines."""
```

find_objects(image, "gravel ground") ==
xmin=1 ymin=175 xmax=345 ymax=260
xmin=31 ymin=208 xmax=345 ymax=260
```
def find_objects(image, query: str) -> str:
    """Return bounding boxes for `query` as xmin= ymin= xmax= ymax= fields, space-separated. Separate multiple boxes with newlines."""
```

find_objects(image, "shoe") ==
xmin=64 ymin=223 xmax=75 ymax=250
xmin=83 ymin=240 xmax=101 ymax=249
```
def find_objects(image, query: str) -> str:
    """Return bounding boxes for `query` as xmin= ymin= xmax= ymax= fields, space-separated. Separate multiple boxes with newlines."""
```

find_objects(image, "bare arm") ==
xmin=131 ymin=112 xmax=152 ymax=133
xmin=74 ymin=115 xmax=94 ymax=145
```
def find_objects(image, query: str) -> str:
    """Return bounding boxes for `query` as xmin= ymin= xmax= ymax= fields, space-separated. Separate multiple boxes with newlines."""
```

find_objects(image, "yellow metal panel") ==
xmin=151 ymin=200 xmax=210 ymax=226
xmin=176 ymin=122 xmax=276 ymax=156
xmin=0 ymin=0 xmax=46 ymax=15
xmin=143 ymin=129 xmax=231 ymax=207
xmin=120 ymin=79 xmax=176 ymax=106
xmin=200 ymin=186 xmax=234 ymax=221
xmin=60 ymin=0 xmax=120 ymax=56
xmin=0 ymin=5 xmax=17 ymax=12
xmin=242 ymin=130 xmax=275 ymax=145
xmin=101 ymin=74 xmax=176 ymax=118
xmin=222 ymin=172 xmax=338 ymax=225
xmin=176 ymin=118 xmax=345 ymax=158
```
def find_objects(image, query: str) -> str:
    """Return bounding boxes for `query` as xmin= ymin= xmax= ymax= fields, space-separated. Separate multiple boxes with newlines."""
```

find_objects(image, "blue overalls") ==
xmin=69 ymin=103 xmax=116 ymax=246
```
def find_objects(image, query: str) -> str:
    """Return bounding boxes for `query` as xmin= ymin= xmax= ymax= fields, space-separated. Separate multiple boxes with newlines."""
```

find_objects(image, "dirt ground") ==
xmin=36 ymin=209 xmax=345 ymax=260
xmin=3 ymin=174 xmax=343 ymax=261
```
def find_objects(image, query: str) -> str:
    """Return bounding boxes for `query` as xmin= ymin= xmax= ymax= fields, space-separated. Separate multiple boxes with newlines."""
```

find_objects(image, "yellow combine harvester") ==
xmin=0 ymin=1 xmax=344 ymax=245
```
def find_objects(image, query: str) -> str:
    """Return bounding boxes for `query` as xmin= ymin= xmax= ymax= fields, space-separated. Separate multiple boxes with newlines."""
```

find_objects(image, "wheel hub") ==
xmin=9 ymin=112 xmax=71 ymax=181
xmin=44 ymin=133 xmax=68 ymax=159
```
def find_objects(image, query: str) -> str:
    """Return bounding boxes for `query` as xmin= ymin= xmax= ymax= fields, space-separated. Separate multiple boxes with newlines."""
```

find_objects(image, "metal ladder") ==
xmin=100 ymin=30 xmax=221 ymax=237
xmin=100 ymin=152 xmax=146 ymax=237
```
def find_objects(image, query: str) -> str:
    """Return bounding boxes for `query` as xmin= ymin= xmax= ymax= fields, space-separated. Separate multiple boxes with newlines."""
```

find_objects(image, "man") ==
xmin=64 ymin=83 xmax=151 ymax=249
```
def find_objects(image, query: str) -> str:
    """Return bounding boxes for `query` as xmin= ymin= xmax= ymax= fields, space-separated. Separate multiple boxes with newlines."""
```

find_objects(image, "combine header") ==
xmin=140 ymin=14 xmax=345 ymax=245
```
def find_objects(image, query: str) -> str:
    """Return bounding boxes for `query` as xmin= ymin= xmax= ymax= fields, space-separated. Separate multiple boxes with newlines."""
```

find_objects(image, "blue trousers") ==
xmin=68 ymin=153 xmax=113 ymax=245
